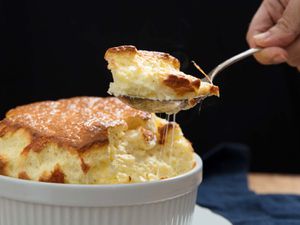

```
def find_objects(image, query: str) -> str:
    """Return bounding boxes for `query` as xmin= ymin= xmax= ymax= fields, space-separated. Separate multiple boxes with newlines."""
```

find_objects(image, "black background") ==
xmin=1 ymin=0 xmax=300 ymax=173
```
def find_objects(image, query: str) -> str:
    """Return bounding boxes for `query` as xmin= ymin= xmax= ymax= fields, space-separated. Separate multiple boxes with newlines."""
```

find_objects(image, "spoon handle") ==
xmin=209 ymin=48 xmax=261 ymax=81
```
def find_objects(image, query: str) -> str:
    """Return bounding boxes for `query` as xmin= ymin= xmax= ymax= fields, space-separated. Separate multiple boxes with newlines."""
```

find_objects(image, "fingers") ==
xmin=253 ymin=0 xmax=300 ymax=47
xmin=255 ymin=36 xmax=300 ymax=68
xmin=286 ymin=36 xmax=300 ymax=69
xmin=247 ymin=2 xmax=274 ymax=48
xmin=254 ymin=30 xmax=300 ymax=68
xmin=253 ymin=47 xmax=288 ymax=65
xmin=247 ymin=0 xmax=300 ymax=67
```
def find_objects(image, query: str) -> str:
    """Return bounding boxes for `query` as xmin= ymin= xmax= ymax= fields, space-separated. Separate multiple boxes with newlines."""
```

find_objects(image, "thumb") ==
xmin=253 ymin=0 xmax=300 ymax=47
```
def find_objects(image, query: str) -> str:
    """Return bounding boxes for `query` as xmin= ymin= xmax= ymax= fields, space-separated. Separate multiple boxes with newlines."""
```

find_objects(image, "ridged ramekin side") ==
xmin=0 ymin=189 xmax=197 ymax=225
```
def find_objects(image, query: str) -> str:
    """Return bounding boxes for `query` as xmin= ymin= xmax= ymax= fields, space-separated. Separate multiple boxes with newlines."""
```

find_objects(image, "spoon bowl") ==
xmin=119 ymin=96 xmax=204 ymax=114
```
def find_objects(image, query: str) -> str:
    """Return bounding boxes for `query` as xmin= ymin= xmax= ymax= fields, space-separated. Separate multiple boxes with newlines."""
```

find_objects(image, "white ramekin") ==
xmin=0 ymin=154 xmax=202 ymax=225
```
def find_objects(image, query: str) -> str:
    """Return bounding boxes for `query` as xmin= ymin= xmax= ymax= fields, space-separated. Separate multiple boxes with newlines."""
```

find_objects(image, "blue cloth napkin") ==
xmin=196 ymin=143 xmax=300 ymax=225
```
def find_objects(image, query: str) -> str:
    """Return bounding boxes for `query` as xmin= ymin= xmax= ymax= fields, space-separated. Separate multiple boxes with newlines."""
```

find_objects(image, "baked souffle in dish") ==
xmin=105 ymin=45 xmax=219 ymax=101
xmin=0 ymin=97 xmax=195 ymax=184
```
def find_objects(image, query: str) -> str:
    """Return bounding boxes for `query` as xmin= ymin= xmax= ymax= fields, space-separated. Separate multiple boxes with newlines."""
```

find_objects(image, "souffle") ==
xmin=105 ymin=45 xmax=219 ymax=101
xmin=0 ymin=97 xmax=195 ymax=184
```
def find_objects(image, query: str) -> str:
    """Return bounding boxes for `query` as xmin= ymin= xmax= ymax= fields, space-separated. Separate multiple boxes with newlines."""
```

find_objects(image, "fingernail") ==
xmin=273 ymin=54 xmax=287 ymax=64
xmin=254 ymin=32 xmax=271 ymax=41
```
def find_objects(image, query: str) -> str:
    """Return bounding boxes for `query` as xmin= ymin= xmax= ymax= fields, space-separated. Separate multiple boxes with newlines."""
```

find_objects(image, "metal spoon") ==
xmin=204 ymin=48 xmax=261 ymax=82
xmin=119 ymin=48 xmax=262 ymax=114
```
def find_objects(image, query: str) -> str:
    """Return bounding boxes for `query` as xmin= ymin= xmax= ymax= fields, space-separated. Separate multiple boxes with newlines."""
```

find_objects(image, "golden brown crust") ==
xmin=141 ymin=127 xmax=155 ymax=142
xmin=209 ymin=85 xmax=220 ymax=97
xmin=21 ymin=135 xmax=48 ymax=155
xmin=105 ymin=45 xmax=137 ymax=55
xmin=0 ymin=123 xmax=5 ymax=137
xmin=0 ymin=155 xmax=7 ymax=175
xmin=191 ymin=79 xmax=201 ymax=89
xmin=0 ymin=122 xmax=19 ymax=138
xmin=39 ymin=164 xmax=65 ymax=183
xmin=1 ymin=97 xmax=150 ymax=152
xmin=105 ymin=45 xmax=180 ymax=70
xmin=80 ymin=158 xmax=90 ymax=174
xmin=158 ymin=123 xmax=175 ymax=145
xmin=18 ymin=171 xmax=30 ymax=180
xmin=163 ymin=74 xmax=201 ymax=95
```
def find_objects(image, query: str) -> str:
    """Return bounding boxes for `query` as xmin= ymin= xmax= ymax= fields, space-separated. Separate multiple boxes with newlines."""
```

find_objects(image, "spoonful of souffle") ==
xmin=104 ymin=45 xmax=260 ymax=114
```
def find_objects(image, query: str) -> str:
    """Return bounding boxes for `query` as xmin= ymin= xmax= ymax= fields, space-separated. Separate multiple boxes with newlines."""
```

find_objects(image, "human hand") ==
xmin=247 ymin=0 xmax=300 ymax=71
